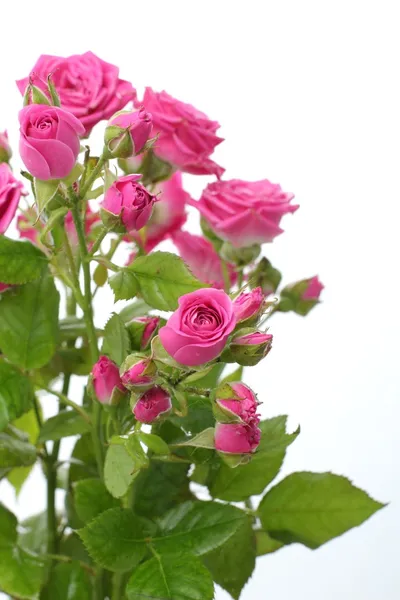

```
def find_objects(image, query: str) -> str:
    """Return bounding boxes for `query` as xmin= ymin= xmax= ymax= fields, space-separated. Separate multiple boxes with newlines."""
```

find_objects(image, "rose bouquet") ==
xmin=0 ymin=51 xmax=384 ymax=600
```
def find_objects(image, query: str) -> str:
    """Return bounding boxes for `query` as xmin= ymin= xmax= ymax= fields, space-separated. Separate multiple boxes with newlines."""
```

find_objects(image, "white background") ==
xmin=1 ymin=1 xmax=399 ymax=598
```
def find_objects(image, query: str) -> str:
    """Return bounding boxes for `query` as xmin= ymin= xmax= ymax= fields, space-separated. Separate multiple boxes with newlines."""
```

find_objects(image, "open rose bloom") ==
xmin=0 ymin=49 xmax=382 ymax=600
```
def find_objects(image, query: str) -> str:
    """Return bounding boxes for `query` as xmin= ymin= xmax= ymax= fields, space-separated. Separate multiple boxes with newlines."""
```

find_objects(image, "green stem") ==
xmin=91 ymin=256 xmax=120 ymax=271
xmin=111 ymin=572 xmax=125 ymax=600
xmin=221 ymin=260 xmax=231 ymax=293
xmin=237 ymin=270 xmax=244 ymax=291
xmin=44 ymin=553 xmax=95 ymax=576
xmin=80 ymin=156 xmax=106 ymax=199
xmin=38 ymin=387 xmax=91 ymax=424
xmin=88 ymin=227 xmax=109 ymax=257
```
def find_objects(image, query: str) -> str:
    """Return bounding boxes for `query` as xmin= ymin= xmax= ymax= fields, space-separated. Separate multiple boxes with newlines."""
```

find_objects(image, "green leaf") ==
xmin=169 ymin=395 xmax=215 ymax=436
xmin=7 ymin=410 xmax=39 ymax=494
xmin=43 ymin=561 xmax=91 ymax=600
xmin=0 ymin=236 xmax=47 ymax=284
xmin=62 ymin=163 xmax=84 ymax=186
xmin=38 ymin=206 xmax=69 ymax=248
xmin=34 ymin=178 xmax=60 ymax=213
xmin=210 ymin=416 xmax=299 ymax=501
xmin=126 ymin=554 xmax=214 ymax=600
xmin=68 ymin=434 xmax=97 ymax=484
xmin=109 ymin=270 xmax=139 ymax=302
xmin=38 ymin=410 xmax=90 ymax=443
xmin=219 ymin=365 xmax=244 ymax=385
xmin=0 ymin=268 xmax=60 ymax=369
xmin=18 ymin=511 xmax=48 ymax=555
xmin=129 ymin=251 xmax=205 ymax=311
xmin=154 ymin=501 xmax=246 ymax=557
xmin=78 ymin=508 xmax=146 ymax=571
xmin=137 ymin=432 xmax=170 ymax=455
xmin=0 ymin=504 xmax=45 ymax=599
xmin=175 ymin=428 xmax=215 ymax=450
xmin=0 ymin=360 xmax=34 ymax=431
xmin=104 ymin=440 xmax=146 ymax=499
xmin=74 ymin=478 xmax=119 ymax=524
xmin=258 ymin=471 xmax=385 ymax=549
xmin=59 ymin=532 xmax=92 ymax=565
xmin=204 ymin=517 xmax=256 ymax=600
xmin=134 ymin=460 xmax=190 ymax=518
xmin=255 ymin=530 xmax=283 ymax=556
xmin=118 ymin=299 xmax=151 ymax=322
xmin=93 ymin=262 xmax=108 ymax=287
xmin=0 ymin=433 xmax=36 ymax=468
xmin=102 ymin=313 xmax=130 ymax=365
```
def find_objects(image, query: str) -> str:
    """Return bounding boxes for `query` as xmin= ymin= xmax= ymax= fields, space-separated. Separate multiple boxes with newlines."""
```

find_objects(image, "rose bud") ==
xmin=190 ymin=179 xmax=298 ymax=248
xmin=105 ymin=108 xmax=153 ymax=158
xmin=18 ymin=104 xmax=84 ymax=180
xmin=91 ymin=355 xmax=127 ymax=405
xmin=225 ymin=329 xmax=273 ymax=366
xmin=0 ymin=164 xmax=25 ymax=234
xmin=133 ymin=386 xmax=172 ymax=424
xmin=100 ymin=175 xmax=156 ymax=233
xmin=233 ymin=287 xmax=265 ymax=325
xmin=220 ymin=241 xmax=261 ymax=267
xmin=278 ymin=275 xmax=324 ymax=316
xmin=215 ymin=421 xmax=261 ymax=454
xmin=0 ymin=131 xmax=12 ymax=164
xmin=159 ymin=288 xmax=236 ymax=367
xmin=126 ymin=316 xmax=160 ymax=350
xmin=120 ymin=355 xmax=157 ymax=391
xmin=214 ymin=382 xmax=260 ymax=424
xmin=250 ymin=257 xmax=282 ymax=295
xmin=0 ymin=283 xmax=11 ymax=293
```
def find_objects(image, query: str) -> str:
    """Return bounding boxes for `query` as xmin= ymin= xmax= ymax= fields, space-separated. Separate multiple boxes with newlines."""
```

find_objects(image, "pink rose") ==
xmin=302 ymin=275 xmax=324 ymax=300
xmin=215 ymin=422 xmax=261 ymax=454
xmin=0 ymin=164 xmax=25 ymax=234
xmin=121 ymin=357 xmax=157 ymax=390
xmin=133 ymin=386 xmax=172 ymax=424
xmin=228 ymin=330 xmax=273 ymax=366
xmin=17 ymin=211 xmax=40 ymax=245
xmin=191 ymin=179 xmax=298 ymax=247
xmin=233 ymin=287 xmax=265 ymax=323
xmin=137 ymin=88 xmax=224 ymax=177
xmin=172 ymin=230 xmax=236 ymax=290
xmin=65 ymin=205 xmax=100 ymax=250
xmin=19 ymin=104 xmax=84 ymax=180
xmin=0 ymin=283 xmax=11 ymax=293
xmin=159 ymin=288 xmax=236 ymax=366
xmin=17 ymin=52 xmax=136 ymax=135
xmin=101 ymin=175 xmax=156 ymax=233
xmin=126 ymin=316 xmax=160 ymax=350
xmin=215 ymin=382 xmax=260 ymax=424
xmin=92 ymin=356 xmax=126 ymax=405
xmin=105 ymin=108 xmax=152 ymax=157
xmin=0 ymin=131 xmax=11 ymax=163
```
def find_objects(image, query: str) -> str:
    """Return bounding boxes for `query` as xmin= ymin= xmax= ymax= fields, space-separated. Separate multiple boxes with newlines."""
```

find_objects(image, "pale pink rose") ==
xmin=121 ymin=358 xmax=157 ymax=390
xmin=101 ymin=175 xmax=156 ymax=233
xmin=137 ymin=88 xmax=224 ymax=177
xmin=215 ymin=422 xmax=261 ymax=454
xmin=133 ymin=386 xmax=172 ymax=423
xmin=17 ymin=211 xmax=40 ymax=245
xmin=216 ymin=382 xmax=260 ymax=424
xmin=233 ymin=287 xmax=264 ymax=323
xmin=19 ymin=104 xmax=84 ymax=180
xmin=0 ymin=283 xmax=11 ymax=293
xmin=0 ymin=131 xmax=12 ymax=163
xmin=17 ymin=52 xmax=136 ymax=135
xmin=301 ymin=275 xmax=324 ymax=300
xmin=91 ymin=356 xmax=126 ymax=405
xmin=191 ymin=179 xmax=298 ymax=247
xmin=0 ymin=164 xmax=25 ymax=234
xmin=65 ymin=205 xmax=100 ymax=249
xmin=159 ymin=288 xmax=236 ymax=366
xmin=172 ymin=230 xmax=236 ymax=289
xmin=106 ymin=108 xmax=152 ymax=156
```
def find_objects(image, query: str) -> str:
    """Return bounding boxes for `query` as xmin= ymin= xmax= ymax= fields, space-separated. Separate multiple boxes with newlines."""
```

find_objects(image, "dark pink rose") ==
xmin=0 ymin=283 xmax=11 ymax=293
xmin=121 ymin=356 xmax=157 ymax=390
xmin=0 ymin=164 xmax=25 ymax=234
xmin=106 ymin=108 xmax=152 ymax=157
xmin=101 ymin=175 xmax=156 ymax=233
xmin=216 ymin=382 xmax=260 ymax=424
xmin=92 ymin=355 xmax=126 ymax=405
xmin=215 ymin=422 xmax=261 ymax=454
xmin=302 ymin=276 xmax=324 ymax=300
xmin=19 ymin=104 xmax=84 ymax=180
xmin=0 ymin=131 xmax=11 ymax=163
xmin=17 ymin=52 xmax=136 ymax=135
xmin=159 ymin=288 xmax=236 ymax=366
xmin=233 ymin=287 xmax=264 ymax=323
xmin=133 ymin=386 xmax=172 ymax=424
xmin=17 ymin=211 xmax=40 ymax=245
xmin=137 ymin=88 xmax=224 ymax=177
xmin=191 ymin=179 xmax=298 ymax=247
xmin=172 ymin=230 xmax=236 ymax=290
